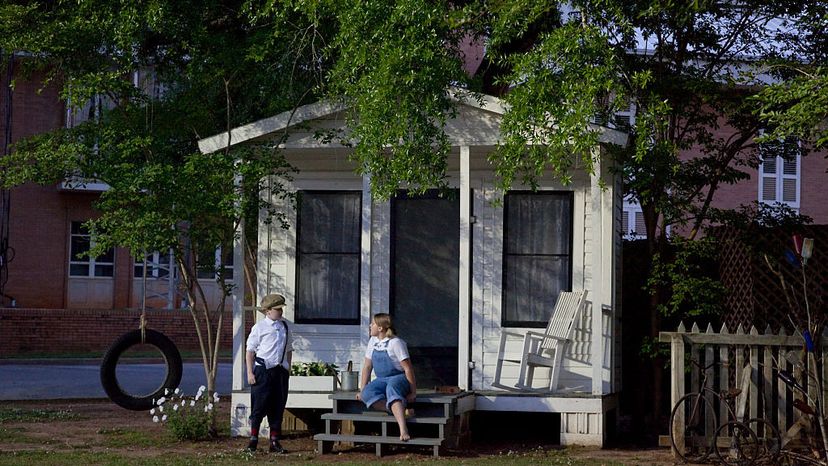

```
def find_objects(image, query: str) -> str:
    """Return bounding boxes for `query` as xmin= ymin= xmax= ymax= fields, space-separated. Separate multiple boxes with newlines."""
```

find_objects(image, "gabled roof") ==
xmin=197 ymin=89 xmax=626 ymax=154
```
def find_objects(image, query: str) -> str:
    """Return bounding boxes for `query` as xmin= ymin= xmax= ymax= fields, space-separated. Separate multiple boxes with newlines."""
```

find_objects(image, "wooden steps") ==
xmin=313 ymin=390 xmax=474 ymax=457
xmin=322 ymin=412 xmax=448 ymax=424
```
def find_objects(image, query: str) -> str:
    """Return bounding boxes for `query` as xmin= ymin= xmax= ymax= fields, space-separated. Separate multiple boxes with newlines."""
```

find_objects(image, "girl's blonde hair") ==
xmin=373 ymin=313 xmax=397 ymax=338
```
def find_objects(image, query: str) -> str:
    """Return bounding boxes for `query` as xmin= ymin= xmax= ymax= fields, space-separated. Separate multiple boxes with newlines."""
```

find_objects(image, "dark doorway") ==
xmin=391 ymin=190 xmax=459 ymax=388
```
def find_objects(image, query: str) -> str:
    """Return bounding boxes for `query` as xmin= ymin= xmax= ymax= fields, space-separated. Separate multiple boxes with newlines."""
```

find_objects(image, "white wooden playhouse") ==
xmin=198 ymin=90 xmax=626 ymax=446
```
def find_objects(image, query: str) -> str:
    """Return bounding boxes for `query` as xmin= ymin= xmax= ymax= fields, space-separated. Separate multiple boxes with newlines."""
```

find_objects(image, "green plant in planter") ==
xmin=290 ymin=362 xmax=338 ymax=376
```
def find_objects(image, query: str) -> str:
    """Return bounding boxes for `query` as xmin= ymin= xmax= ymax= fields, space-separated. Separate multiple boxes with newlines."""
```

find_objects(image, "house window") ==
xmin=622 ymin=199 xmax=646 ymax=239
xmin=196 ymin=247 xmax=234 ymax=281
xmin=502 ymin=192 xmax=573 ymax=327
xmin=295 ymin=191 xmax=361 ymax=324
xmin=758 ymin=134 xmax=800 ymax=209
xmin=69 ymin=221 xmax=114 ymax=277
xmin=134 ymin=250 xmax=175 ymax=279
xmin=593 ymin=99 xmax=636 ymax=132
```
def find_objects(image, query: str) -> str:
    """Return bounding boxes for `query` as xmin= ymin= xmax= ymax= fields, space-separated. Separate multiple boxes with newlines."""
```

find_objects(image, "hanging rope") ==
xmin=140 ymin=251 xmax=148 ymax=343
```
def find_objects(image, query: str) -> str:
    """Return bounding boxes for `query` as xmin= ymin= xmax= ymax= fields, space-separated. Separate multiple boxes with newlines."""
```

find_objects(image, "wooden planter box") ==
xmin=289 ymin=375 xmax=337 ymax=392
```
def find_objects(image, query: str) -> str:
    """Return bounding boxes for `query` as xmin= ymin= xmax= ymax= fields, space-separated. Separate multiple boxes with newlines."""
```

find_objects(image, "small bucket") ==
xmin=340 ymin=371 xmax=359 ymax=391
xmin=340 ymin=360 xmax=359 ymax=391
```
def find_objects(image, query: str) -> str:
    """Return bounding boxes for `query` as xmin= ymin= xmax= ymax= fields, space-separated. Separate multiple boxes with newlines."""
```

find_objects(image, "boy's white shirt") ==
xmin=364 ymin=336 xmax=410 ymax=372
xmin=246 ymin=316 xmax=295 ymax=370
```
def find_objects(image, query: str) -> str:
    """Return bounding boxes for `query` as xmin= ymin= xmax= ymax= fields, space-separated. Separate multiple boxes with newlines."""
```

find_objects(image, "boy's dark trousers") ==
xmin=249 ymin=358 xmax=290 ymax=437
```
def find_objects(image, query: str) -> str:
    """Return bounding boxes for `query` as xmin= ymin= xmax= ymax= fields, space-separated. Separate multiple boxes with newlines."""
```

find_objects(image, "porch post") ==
xmin=459 ymin=145 xmax=471 ymax=390
xmin=590 ymin=147 xmax=604 ymax=396
xmin=231 ymin=173 xmax=245 ymax=392
xmin=360 ymin=174 xmax=373 ymax=347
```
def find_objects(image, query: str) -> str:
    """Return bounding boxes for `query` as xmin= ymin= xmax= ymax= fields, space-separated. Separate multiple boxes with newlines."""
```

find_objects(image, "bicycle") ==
xmin=776 ymin=366 xmax=828 ymax=465
xmin=669 ymin=359 xmax=780 ymax=465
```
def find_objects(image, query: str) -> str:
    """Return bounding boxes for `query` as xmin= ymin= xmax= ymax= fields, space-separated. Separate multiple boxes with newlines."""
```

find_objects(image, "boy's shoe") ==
xmin=245 ymin=439 xmax=258 ymax=452
xmin=269 ymin=439 xmax=287 ymax=454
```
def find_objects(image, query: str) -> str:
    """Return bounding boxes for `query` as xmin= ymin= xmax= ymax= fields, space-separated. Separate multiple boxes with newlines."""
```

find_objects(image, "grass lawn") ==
xmin=0 ymin=401 xmax=672 ymax=465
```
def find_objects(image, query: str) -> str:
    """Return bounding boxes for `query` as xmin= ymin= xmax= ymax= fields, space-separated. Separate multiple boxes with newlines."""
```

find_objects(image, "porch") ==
xmin=229 ymin=387 xmax=618 ymax=449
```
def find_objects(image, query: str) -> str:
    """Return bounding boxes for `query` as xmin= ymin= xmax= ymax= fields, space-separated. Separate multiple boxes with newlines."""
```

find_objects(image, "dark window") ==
xmin=69 ymin=221 xmax=114 ymax=278
xmin=502 ymin=192 xmax=573 ymax=327
xmin=196 ymin=247 xmax=234 ymax=281
xmin=295 ymin=191 xmax=361 ymax=324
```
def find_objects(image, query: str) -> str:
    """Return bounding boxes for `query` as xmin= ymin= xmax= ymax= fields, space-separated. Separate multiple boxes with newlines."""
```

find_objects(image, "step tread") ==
xmin=314 ymin=433 xmax=443 ymax=446
xmin=322 ymin=413 xmax=447 ymax=424
xmin=330 ymin=391 xmax=469 ymax=403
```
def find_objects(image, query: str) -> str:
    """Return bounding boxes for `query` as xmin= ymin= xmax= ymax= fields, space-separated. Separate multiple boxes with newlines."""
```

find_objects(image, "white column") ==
xmin=459 ymin=146 xmax=471 ymax=390
xmin=360 ymin=174 xmax=373 ymax=349
xmin=603 ymin=158 xmax=617 ymax=393
xmin=231 ymin=173 xmax=245 ymax=392
xmin=590 ymin=147 xmax=604 ymax=395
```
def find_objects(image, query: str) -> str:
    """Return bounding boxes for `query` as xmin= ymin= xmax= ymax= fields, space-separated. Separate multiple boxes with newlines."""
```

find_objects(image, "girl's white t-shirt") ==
xmin=364 ymin=336 xmax=410 ymax=371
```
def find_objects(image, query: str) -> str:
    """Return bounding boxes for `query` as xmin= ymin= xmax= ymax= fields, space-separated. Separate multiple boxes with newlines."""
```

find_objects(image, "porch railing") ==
xmin=659 ymin=322 xmax=826 ymax=455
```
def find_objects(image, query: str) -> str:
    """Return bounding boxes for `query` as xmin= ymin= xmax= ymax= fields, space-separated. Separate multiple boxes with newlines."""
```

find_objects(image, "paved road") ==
xmin=0 ymin=362 xmax=232 ymax=400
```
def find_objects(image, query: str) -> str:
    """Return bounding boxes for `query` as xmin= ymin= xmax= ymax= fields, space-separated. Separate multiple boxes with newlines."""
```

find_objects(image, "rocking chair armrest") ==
xmin=524 ymin=330 xmax=567 ymax=341
xmin=500 ymin=330 xmax=527 ymax=339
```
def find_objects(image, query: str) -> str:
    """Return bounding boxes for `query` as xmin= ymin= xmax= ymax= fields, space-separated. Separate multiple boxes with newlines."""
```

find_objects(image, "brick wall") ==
xmin=0 ymin=308 xmax=233 ymax=357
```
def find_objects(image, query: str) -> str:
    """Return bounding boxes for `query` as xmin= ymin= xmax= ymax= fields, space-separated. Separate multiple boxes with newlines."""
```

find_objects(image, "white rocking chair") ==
xmin=492 ymin=290 xmax=588 ymax=392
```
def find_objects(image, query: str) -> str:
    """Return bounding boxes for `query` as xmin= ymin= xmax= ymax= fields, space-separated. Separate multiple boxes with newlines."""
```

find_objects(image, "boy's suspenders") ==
xmin=278 ymin=320 xmax=289 ymax=366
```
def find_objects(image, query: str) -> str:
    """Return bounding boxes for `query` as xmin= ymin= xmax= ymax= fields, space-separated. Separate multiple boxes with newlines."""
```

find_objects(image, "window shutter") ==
xmin=761 ymin=177 xmax=776 ymax=202
xmin=634 ymin=211 xmax=646 ymax=236
xmin=758 ymin=131 xmax=801 ymax=209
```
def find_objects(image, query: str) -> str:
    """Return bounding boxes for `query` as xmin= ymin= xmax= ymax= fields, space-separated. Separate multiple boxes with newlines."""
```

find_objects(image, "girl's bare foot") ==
xmin=400 ymin=431 xmax=410 ymax=442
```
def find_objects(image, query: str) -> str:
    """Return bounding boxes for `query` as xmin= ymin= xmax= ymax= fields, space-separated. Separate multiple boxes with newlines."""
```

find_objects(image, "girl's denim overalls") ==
xmin=361 ymin=339 xmax=411 ymax=410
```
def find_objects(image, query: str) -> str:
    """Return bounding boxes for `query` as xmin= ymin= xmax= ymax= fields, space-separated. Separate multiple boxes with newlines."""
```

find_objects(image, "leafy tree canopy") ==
xmin=1 ymin=0 xmax=824 ymax=352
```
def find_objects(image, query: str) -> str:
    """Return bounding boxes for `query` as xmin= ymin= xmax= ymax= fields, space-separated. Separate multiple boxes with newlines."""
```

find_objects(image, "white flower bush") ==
xmin=149 ymin=385 xmax=219 ymax=441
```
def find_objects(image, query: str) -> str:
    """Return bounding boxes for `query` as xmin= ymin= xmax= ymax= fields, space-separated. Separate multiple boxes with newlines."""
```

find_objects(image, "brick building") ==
xmin=0 ymin=56 xmax=232 ymax=355
xmin=620 ymin=113 xmax=828 ymax=239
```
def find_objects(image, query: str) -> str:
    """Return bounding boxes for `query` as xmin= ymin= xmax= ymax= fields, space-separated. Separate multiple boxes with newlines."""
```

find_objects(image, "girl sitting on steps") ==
xmin=356 ymin=313 xmax=417 ymax=441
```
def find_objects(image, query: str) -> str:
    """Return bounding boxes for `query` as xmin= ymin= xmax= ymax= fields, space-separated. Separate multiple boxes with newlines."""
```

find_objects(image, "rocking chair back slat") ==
xmin=540 ymin=290 xmax=587 ymax=351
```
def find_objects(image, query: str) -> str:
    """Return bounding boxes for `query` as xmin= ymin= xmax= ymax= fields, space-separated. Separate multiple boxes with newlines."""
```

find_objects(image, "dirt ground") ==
xmin=0 ymin=399 xmax=675 ymax=465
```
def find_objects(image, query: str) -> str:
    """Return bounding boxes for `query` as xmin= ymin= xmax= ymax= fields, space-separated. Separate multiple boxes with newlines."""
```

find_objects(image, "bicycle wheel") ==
xmin=744 ymin=417 xmax=781 ymax=464
xmin=713 ymin=420 xmax=760 ymax=466
xmin=670 ymin=392 xmax=719 ymax=463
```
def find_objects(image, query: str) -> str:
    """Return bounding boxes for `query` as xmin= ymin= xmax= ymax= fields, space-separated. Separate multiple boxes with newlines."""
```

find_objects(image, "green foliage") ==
xmin=0 ymin=408 xmax=79 ymax=423
xmin=150 ymin=387 xmax=218 ymax=441
xmin=1 ymin=0 xmax=825 ymax=353
xmin=639 ymin=336 xmax=670 ymax=361
xmin=0 ymin=426 xmax=34 ymax=444
xmin=323 ymin=0 xmax=468 ymax=199
xmin=290 ymin=361 xmax=338 ymax=376
xmin=754 ymin=68 xmax=828 ymax=149
xmin=98 ymin=428 xmax=160 ymax=448
xmin=647 ymin=236 xmax=726 ymax=320
xmin=0 ymin=2 xmax=315 ymax=424
xmin=494 ymin=24 xmax=622 ymax=189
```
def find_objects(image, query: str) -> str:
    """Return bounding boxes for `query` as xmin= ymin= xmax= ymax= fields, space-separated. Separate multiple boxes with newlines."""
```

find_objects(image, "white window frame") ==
xmin=758 ymin=131 xmax=801 ymax=210
xmin=68 ymin=221 xmax=114 ymax=278
xmin=196 ymin=246 xmax=235 ymax=281
xmin=622 ymin=197 xmax=646 ymax=240
xmin=612 ymin=101 xmax=637 ymax=132
xmin=134 ymin=250 xmax=176 ymax=280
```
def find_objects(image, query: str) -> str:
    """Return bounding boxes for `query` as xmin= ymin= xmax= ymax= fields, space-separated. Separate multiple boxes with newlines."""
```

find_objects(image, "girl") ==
xmin=356 ymin=313 xmax=417 ymax=441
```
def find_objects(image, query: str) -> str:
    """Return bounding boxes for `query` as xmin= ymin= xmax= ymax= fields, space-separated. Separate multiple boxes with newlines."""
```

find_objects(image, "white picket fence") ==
xmin=659 ymin=322 xmax=826 ymax=454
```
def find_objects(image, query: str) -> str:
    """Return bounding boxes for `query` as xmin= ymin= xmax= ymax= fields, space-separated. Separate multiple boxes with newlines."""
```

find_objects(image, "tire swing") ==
xmin=100 ymin=255 xmax=183 ymax=411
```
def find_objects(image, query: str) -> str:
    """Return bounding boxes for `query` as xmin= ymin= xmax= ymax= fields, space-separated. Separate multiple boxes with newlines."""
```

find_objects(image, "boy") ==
xmin=245 ymin=293 xmax=294 ymax=453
